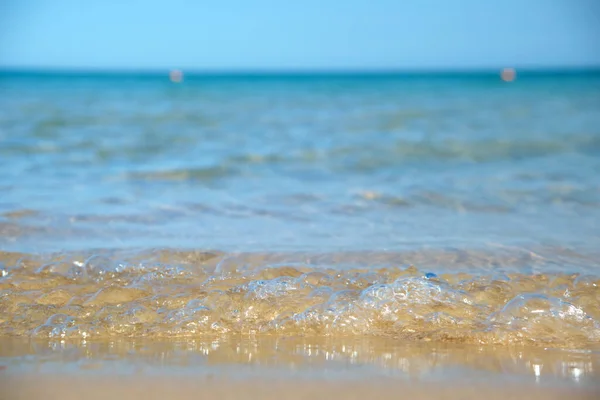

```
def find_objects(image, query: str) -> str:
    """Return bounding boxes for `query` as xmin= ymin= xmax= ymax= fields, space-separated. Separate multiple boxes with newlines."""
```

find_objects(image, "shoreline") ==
xmin=2 ymin=374 xmax=599 ymax=400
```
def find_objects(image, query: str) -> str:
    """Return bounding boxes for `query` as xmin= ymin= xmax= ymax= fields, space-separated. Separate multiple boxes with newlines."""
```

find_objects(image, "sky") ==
xmin=0 ymin=0 xmax=599 ymax=71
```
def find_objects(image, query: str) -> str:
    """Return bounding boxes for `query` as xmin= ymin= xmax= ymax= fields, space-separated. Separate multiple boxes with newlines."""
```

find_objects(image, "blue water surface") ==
xmin=0 ymin=70 xmax=599 ymax=266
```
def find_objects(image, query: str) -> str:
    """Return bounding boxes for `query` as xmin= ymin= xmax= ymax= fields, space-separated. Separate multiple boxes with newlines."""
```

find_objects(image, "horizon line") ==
xmin=2 ymin=65 xmax=600 ymax=76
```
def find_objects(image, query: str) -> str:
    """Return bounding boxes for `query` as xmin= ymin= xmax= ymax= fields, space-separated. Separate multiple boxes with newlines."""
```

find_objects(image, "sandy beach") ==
xmin=2 ymin=374 xmax=599 ymax=400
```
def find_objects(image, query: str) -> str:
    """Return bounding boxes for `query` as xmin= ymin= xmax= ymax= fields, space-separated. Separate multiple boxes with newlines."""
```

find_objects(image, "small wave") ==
xmin=1 ymin=250 xmax=598 ymax=347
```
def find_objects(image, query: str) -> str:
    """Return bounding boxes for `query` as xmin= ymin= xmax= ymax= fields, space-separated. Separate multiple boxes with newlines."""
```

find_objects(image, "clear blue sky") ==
xmin=1 ymin=0 xmax=598 ymax=70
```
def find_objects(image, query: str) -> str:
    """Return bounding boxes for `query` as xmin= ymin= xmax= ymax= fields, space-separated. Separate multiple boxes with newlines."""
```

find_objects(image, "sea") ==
xmin=0 ymin=70 xmax=599 ymax=390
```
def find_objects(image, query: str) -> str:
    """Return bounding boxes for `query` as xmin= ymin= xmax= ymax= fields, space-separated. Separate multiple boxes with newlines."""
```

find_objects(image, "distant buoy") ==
xmin=169 ymin=69 xmax=184 ymax=83
xmin=500 ymin=68 xmax=516 ymax=82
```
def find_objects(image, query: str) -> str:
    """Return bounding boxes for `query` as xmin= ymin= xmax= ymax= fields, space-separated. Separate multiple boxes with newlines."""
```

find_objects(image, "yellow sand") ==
xmin=2 ymin=375 xmax=599 ymax=400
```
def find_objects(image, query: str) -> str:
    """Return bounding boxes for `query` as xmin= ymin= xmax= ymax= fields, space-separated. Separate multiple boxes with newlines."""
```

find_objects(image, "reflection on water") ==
xmin=0 ymin=336 xmax=598 ymax=386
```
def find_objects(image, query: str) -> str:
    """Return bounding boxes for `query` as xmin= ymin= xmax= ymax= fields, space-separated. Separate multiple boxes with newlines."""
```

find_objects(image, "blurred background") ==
xmin=0 ymin=1 xmax=599 ymax=268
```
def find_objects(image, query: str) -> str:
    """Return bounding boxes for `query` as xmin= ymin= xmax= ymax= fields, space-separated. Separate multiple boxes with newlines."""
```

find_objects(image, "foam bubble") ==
xmin=0 ymin=251 xmax=599 ymax=347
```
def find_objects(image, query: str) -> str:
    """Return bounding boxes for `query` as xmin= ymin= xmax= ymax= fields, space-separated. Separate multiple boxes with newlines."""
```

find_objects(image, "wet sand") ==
xmin=1 ymin=336 xmax=599 ymax=400
xmin=2 ymin=374 xmax=599 ymax=400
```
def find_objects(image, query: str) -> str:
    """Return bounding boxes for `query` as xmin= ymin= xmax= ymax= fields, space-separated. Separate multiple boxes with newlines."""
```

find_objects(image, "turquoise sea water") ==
xmin=1 ymin=70 xmax=599 ymax=264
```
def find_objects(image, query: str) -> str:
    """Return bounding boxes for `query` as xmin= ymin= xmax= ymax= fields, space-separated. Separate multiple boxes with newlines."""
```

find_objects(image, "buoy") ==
xmin=169 ymin=69 xmax=184 ymax=83
xmin=500 ymin=68 xmax=516 ymax=82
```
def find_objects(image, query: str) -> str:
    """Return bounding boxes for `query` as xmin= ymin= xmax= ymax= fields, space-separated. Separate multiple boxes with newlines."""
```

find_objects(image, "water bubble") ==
xmin=32 ymin=323 xmax=66 ymax=338
xmin=345 ymin=272 xmax=385 ymax=289
xmin=489 ymin=293 xmax=596 ymax=343
xmin=244 ymin=276 xmax=298 ymax=300
xmin=214 ymin=256 xmax=241 ymax=276
xmin=84 ymin=255 xmax=118 ymax=280
xmin=85 ymin=286 xmax=149 ymax=307
xmin=308 ymin=286 xmax=334 ymax=300
xmin=297 ymin=271 xmax=332 ymax=287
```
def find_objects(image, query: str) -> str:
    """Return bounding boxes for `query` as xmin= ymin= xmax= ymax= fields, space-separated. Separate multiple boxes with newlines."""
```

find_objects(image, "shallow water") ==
xmin=1 ymin=71 xmax=599 ymax=253
xmin=0 ymin=249 xmax=599 ymax=347
xmin=1 ymin=72 xmax=600 ymax=380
